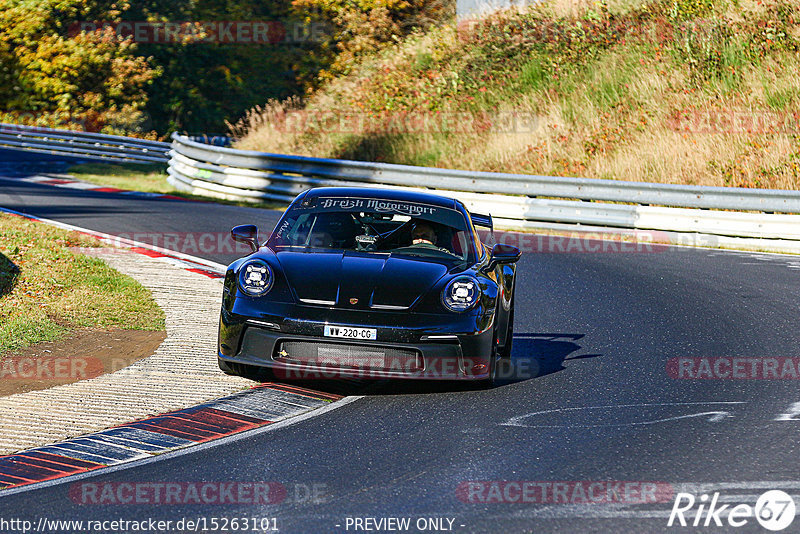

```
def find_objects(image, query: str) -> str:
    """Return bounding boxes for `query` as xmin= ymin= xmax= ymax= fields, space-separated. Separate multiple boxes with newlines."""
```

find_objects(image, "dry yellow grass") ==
xmin=232 ymin=0 xmax=800 ymax=190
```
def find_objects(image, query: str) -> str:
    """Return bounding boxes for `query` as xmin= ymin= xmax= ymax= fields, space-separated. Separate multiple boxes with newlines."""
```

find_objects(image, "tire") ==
xmin=484 ymin=295 xmax=514 ymax=388
xmin=482 ymin=326 xmax=503 ymax=388
xmin=218 ymin=357 xmax=264 ymax=379
xmin=218 ymin=357 xmax=239 ymax=375
xmin=499 ymin=305 xmax=514 ymax=359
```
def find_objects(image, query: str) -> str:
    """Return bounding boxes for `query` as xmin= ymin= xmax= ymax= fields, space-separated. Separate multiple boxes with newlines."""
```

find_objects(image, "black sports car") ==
xmin=218 ymin=187 xmax=520 ymax=383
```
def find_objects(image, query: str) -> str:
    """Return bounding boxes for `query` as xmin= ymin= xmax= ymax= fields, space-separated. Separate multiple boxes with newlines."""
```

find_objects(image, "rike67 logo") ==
xmin=668 ymin=490 xmax=796 ymax=531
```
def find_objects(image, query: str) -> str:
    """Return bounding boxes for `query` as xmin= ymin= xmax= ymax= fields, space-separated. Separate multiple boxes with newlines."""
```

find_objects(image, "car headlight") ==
xmin=238 ymin=259 xmax=273 ymax=296
xmin=442 ymin=276 xmax=481 ymax=312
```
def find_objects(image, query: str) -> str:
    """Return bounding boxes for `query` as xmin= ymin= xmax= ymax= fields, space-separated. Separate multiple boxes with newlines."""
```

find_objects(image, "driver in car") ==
xmin=409 ymin=220 xmax=457 ymax=258
xmin=411 ymin=221 xmax=438 ymax=246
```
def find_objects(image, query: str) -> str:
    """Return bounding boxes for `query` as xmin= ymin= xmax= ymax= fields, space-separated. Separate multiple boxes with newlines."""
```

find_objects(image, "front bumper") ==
xmin=219 ymin=313 xmax=495 ymax=380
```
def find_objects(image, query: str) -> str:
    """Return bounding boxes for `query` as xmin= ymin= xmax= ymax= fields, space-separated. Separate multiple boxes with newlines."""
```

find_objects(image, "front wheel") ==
xmin=218 ymin=357 xmax=238 ymax=375
xmin=484 ymin=294 xmax=515 ymax=387
xmin=218 ymin=357 xmax=268 ymax=379
xmin=499 ymin=305 xmax=514 ymax=359
xmin=482 ymin=327 xmax=506 ymax=388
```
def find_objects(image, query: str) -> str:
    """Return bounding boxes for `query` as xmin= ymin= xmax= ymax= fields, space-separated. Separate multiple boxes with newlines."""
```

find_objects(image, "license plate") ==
xmin=323 ymin=325 xmax=377 ymax=340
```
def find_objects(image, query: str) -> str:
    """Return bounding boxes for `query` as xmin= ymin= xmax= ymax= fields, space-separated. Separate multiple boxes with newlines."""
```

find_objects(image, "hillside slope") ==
xmin=233 ymin=0 xmax=800 ymax=189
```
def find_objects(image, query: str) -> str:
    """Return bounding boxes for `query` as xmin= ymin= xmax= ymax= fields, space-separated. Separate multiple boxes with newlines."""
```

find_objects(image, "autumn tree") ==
xmin=0 ymin=0 xmax=156 ymax=133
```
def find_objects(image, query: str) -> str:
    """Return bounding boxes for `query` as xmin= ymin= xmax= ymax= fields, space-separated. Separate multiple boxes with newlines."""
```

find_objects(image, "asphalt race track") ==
xmin=1 ymin=175 xmax=800 ymax=533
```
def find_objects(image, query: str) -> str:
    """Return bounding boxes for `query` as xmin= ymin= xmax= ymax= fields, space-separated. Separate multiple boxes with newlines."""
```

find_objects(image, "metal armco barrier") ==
xmin=0 ymin=123 xmax=170 ymax=164
xmin=168 ymin=133 xmax=800 ymax=249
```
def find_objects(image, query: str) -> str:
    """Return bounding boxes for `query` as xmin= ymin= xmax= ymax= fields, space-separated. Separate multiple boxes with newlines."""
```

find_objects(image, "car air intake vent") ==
xmin=276 ymin=341 xmax=421 ymax=371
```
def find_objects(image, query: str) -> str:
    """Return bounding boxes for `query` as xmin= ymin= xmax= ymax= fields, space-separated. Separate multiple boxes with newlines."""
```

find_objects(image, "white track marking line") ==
xmin=502 ymin=402 xmax=746 ymax=427
xmin=774 ymin=401 xmax=800 ymax=421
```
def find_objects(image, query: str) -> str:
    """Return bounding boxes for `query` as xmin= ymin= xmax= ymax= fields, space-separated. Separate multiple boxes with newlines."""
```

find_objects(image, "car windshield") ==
xmin=268 ymin=196 xmax=475 ymax=262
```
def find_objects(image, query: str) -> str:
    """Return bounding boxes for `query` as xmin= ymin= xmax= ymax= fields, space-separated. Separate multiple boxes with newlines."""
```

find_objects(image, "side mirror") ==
xmin=231 ymin=224 xmax=259 ymax=253
xmin=486 ymin=243 xmax=521 ymax=271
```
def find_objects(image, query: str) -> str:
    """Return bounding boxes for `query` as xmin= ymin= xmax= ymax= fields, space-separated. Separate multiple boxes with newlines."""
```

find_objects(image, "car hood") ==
xmin=273 ymin=249 xmax=454 ymax=309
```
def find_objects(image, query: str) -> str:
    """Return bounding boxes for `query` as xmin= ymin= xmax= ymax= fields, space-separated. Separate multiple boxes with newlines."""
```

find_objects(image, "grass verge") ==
xmin=67 ymin=162 xmax=287 ymax=210
xmin=68 ymin=163 xmax=176 ymax=194
xmin=0 ymin=213 xmax=166 ymax=355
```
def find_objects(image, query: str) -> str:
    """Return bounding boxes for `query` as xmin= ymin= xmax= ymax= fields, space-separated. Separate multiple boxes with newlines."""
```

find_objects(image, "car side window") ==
xmin=450 ymin=230 xmax=469 ymax=256
xmin=278 ymin=214 xmax=312 ymax=246
xmin=307 ymin=213 xmax=359 ymax=248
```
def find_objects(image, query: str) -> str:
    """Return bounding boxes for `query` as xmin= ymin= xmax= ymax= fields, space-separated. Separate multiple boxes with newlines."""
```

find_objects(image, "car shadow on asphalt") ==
xmin=508 ymin=332 xmax=600 ymax=381
xmin=267 ymin=333 xmax=601 ymax=397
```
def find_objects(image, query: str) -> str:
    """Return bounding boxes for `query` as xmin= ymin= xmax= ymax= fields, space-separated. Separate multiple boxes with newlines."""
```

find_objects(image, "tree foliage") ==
xmin=0 ymin=0 xmax=454 ymax=136
xmin=290 ymin=0 xmax=454 ymax=85
xmin=123 ymin=0 xmax=307 ymax=135
xmin=0 ymin=0 xmax=156 ymax=133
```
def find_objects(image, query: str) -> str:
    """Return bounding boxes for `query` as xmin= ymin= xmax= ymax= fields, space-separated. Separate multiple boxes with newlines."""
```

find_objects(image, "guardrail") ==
xmin=168 ymin=133 xmax=800 ymax=250
xmin=0 ymin=123 xmax=170 ymax=164
xmin=183 ymin=134 xmax=233 ymax=147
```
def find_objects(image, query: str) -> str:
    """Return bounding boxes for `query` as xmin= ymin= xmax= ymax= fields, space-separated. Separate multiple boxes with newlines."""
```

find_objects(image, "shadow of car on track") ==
xmin=463 ymin=332 xmax=601 ymax=391
xmin=245 ymin=333 xmax=601 ymax=396
xmin=506 ymin=332 xmax=600 ymax=381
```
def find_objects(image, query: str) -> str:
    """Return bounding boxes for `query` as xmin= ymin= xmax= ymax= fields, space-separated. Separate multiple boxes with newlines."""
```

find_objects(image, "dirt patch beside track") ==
xmin=0 ymin=328 xmax=166 ymax=397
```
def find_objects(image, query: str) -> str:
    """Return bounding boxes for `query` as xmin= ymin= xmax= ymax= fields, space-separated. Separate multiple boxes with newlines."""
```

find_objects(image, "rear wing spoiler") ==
xmin=470 ymin=213 xmax=493 ymax=231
